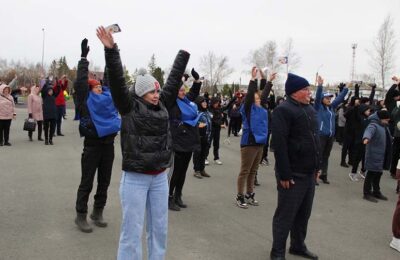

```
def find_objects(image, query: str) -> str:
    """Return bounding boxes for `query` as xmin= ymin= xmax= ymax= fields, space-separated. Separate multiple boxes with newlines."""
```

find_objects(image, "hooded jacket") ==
xmin=314 ymin=85 xmax=348 ymax=137
xmin=53 ymin=79 xmax=68 ymax=106
xmin=363 ymin=112 xmax=393 ymax=172
xmin=105 ymin=45 xmax=190 ymax=173
xmin=41 ymin=81 xmax=58 ymax=120
xmin=0 ymin=84 xmax=15 ymax=120
xmin=27 ymin=86 xmax=43 ymax=121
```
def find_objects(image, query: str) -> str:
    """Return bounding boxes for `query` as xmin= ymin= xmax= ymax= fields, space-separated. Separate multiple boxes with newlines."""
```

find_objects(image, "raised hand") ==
xmin=81 ymin=38 xmax=90 ymax=58
xmin=268 ymin=72 xmax=277 ymax=82
xmin=96 ymin=26 xmax=115 ymax=49
xmin=191 ymin=68 xmax=200 ymax=81
xmin=251 ymin=66 xmax=257 ymax=80
xmin=317 ymin=75 xmax=324 ymax=86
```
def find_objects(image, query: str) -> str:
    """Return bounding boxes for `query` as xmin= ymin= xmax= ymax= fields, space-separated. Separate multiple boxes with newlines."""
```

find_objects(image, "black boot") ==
xmin=45 ymin=139 xmax=49 ymax=145
xmin=49 ymin=139 xmax=53 ymax=145
xmin=75 ymin=213 xmax=93 ymax=233
xmin=254 ymin=175 xmax=260 ymax=186
xmin=90 ymin=207 xmax=108 ymax=227
xmin=168 ymin=196 xmax=180 ymax=211
xmin=174 ymin=194 xmax=187 ymax=208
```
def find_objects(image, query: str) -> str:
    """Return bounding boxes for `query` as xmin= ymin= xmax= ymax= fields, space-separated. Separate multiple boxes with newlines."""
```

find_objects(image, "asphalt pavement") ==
xmin=0 ymin=107 xmax=399 ymax=260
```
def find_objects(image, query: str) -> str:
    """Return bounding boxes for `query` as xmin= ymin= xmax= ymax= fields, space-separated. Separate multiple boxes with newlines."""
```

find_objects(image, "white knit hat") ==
xmin=134 ymin=68 xmax=160 ymax=97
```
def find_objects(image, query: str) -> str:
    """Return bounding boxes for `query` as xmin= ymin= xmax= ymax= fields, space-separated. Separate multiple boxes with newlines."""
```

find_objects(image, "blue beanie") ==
xmin=285 ymin=73 xmax=310 ymax=96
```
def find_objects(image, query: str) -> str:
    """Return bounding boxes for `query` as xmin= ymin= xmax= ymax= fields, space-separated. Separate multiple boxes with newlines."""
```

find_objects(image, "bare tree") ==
xmin=368 ymin=15 xmax=396 ymax=93
xmin=200 ymin=51 xmax=233 ymax=94
xmin=282 ymin=38 xmax=301 ymax=73
xmin=247 ymin=41 xmax=281 ymax=72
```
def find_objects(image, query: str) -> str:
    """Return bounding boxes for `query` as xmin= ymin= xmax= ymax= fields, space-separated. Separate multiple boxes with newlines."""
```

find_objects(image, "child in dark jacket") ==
xmin=362 ymin=110 xmax=393 ymax=202
xmin=193 ymin=96 xmax=212 ymax=178
xmin=41 ymin=79 xmax=58 ymax=145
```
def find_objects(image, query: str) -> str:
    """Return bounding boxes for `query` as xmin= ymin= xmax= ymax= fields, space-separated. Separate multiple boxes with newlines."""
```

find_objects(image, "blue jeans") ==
xmin=118 ymin=170 xmax=168 ymax=260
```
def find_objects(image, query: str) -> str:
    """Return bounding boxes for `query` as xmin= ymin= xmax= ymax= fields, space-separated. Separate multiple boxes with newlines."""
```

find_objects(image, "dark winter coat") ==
xmin=385 ymin=84 xmax=400 ymax=115
xmin=105 ymin=45 xmax=190 ymax=173
xmin=41 ymin=81 xmax=58 ymax=120
xmin=363 ymin=113 xmax=393 ymax=172
xmin=74 ymin=58 xmax=117 ymax=145
xmin=271 ymin=96 xmax=321 ymax=181
xmin=168 ymin=81 xmax=202 ymax=152
xmin=209 ymin=96 xmax=236 ymax=128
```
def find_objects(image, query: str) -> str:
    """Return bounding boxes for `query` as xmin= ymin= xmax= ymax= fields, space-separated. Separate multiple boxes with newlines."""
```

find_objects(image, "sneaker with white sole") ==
xmin=236 ymin=194 xmax=248 ymax=209
xmin=349 ymin=173 xmax=359 ymax=182
xmin=390 ymin=237 xmax=400 ymax=252
xmin=214 ymin=160 xmax=223 ymax=165
xmin=205 ymin=159 xmax=209 ymax=166
xmin=245 ymin=192 xmax=259 ymax=206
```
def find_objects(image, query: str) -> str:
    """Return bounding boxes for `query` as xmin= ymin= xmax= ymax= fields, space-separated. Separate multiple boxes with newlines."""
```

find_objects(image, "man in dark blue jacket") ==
xmin=314 ymin=82 xmax=348 ymax=184
xmin=270 ymin=73 xmax=320 ymax=260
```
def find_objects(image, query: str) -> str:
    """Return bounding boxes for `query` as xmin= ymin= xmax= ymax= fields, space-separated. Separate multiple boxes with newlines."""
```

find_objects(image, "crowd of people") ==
xmin=1 ymin=26 xmax=400 ymax=259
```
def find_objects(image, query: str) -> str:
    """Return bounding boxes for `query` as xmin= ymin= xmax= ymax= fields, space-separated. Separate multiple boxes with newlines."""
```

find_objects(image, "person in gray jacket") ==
xmin=362 ymin=110 xmax=393 ymax=202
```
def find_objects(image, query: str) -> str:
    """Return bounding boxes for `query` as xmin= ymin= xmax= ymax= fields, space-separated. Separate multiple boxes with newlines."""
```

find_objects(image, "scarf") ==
xmin=176 ymin=96 xmax=201 ymax=127
xmin=87 ymin=87 xmax=121 ymax=137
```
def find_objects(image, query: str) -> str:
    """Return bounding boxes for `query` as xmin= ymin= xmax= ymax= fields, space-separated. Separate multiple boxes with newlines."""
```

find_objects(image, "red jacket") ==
xmin=53 ymin=79 xmax=68 ymax=106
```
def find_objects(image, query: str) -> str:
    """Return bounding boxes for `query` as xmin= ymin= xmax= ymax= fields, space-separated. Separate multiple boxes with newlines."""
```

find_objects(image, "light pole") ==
xmin=41 ymin=28 xmax=45 ymax=73
xmin=351 ymin=43 xmax=357 ymax=82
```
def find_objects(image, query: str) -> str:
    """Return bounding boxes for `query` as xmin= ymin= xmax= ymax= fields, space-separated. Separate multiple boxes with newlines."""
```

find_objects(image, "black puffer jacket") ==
xmin=209 ymin=97 xmax=236 ymax=127
xmin=271 ymin=96 xmax=321 ymax=180
xmin=168 ymin=82 xmax=202 ymax=152
xmin=105 ymin=45 xmax=190 ymax=173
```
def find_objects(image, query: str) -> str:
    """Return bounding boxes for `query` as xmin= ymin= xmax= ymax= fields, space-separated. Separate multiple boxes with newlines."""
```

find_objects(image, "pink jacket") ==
xmin=0 ymin=84 xmax=15 ymax=120
xmin=27 ymin=86 xmax=43 ymax=121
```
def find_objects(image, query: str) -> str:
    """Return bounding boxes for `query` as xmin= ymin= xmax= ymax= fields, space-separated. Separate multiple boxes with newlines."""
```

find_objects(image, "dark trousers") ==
xmin=336 ymin=126 xmax=344 ymax=144
xmin=228 ymin=117 xmax=241 ymax=137
xmin=363 ymin=171 xmax=383 ymax=195
xmin=319 ymin=135 xmax=334 ymax=177
xmin=28 ymin=121 xmax=43 ymax=140
xmin=341 ymin=133 xmax=354 ymax=164
xmin=76 ymin=142 xmax=115 ymax=213
xmin=351 ymin=143 xmax=366 ymax=173
xmin=390 ymin=137 xmax=400 ymax=176
xmin=209 ymin=126 xmax=221 ymax=160
xmin=271 ymin=174 xmax=315 ymax=257
xmin=43 ymin=119 xmax=56 ymax=141
xmin=0 ymin=119 xmax=12 ymax=144
xmin=261 ymin=132 xmax=271 ymax=162
xmin=56 ymin=105 xmax=65 ymax=135
xmin=169 ymin=151 xmax=192 ymax=197
xmin=193 ymin=137 xmax=209 ymax=172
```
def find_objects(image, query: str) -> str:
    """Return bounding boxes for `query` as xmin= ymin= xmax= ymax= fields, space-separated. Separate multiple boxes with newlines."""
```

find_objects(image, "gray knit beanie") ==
xmin=134 ymin=68 xmax=160 ymax=97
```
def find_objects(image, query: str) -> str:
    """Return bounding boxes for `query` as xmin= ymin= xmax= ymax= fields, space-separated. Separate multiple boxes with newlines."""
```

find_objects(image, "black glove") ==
xmin=183 ymin=73 xmax=189 ymax=82
xmin=28 ymin=113 xmax=32 ymax=118
xmin=370 ymin=83 xmax=377 ymax=89
xmin=81 ymin=38 xmax=90 ymax=58
xmin=191 ymin=68 xmax=200 ymax=81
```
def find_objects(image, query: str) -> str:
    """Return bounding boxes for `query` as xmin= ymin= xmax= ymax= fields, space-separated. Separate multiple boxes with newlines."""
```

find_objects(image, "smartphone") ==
xmin=105 ymin=24 xmax=121 ymax=34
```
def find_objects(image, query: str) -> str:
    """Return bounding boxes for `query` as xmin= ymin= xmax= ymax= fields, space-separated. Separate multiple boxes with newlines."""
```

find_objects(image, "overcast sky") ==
xmin=1 ymin=0 xmax=400 ymax=86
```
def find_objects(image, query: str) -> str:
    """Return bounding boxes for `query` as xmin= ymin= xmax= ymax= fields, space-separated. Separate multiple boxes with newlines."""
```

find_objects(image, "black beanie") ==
xmin=285 ymin=73 xmax=310 ymax=96
xmin=377 ymin=110 xmax=390 ymax=120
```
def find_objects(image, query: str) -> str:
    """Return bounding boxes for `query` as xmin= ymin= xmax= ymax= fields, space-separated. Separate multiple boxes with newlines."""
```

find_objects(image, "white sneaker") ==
xmin=349 ymin=173 xmax=359 ymax=182
xmin=205 ymin=159 xmax=209 ymax=166
xmin=390 ymin=237 xmax=400 ymax=252
xmin=214 ymin=160 xmax=223 ymax=165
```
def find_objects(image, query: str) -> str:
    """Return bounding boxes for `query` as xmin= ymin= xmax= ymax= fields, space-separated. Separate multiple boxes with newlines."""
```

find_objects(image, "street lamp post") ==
xmin=41 ymin=28 xmax=45 ymax=73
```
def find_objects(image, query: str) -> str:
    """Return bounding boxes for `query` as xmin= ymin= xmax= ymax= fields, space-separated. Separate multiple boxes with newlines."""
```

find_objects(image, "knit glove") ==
xmin=28 ymin=113 xmax=32 ymax=118
xmin=81 ymin=38 xmax=90 ymax=58
xmin=191 ymin=68 xmax=200 ymax=81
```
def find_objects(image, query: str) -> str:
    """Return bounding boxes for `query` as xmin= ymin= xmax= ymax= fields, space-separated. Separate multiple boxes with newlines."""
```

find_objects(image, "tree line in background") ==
xmin=0 ymin=15 xmax=397 ymax=96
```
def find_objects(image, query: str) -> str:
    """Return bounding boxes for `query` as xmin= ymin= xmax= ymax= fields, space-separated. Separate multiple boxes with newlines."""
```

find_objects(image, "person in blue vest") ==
xmin=314 ymin=78 xmax=348 ymax=184
xmin=236 ymin=67 xmax=270 ymax=208
xmin=74 ymin=39 xmax=121 ymax=233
